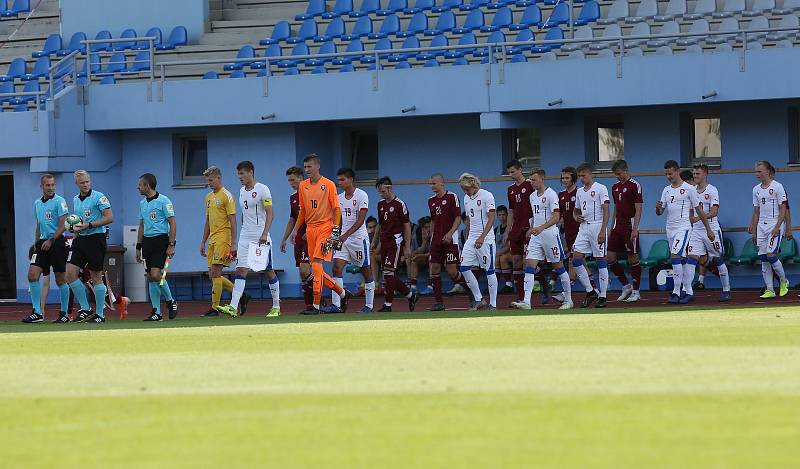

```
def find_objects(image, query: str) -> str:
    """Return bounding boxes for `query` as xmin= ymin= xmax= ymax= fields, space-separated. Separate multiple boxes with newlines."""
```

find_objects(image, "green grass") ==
xmin=2 ymin=307 xmax=800 ymax=468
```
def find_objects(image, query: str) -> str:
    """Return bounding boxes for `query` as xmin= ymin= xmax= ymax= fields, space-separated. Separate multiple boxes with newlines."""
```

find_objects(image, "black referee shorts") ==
xmin=68 ymin=233 xmax=107 ymax=272
xmin=142 ymin=234 xmax=169 ymax=272
xmin=30 ymin=238 xmax=68 ymax=274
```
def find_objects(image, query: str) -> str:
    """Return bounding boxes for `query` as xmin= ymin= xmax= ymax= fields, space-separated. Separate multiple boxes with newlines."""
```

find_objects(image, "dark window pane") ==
xmin=509 ymin=129 xmax=541 ymax=172
xmin=351 ymin=131 xmax=378 ymax=179
xmin=597 ymin=124 xmax=624 ymax=162
xmin=693 ymin=118 xmax=721 ymax=160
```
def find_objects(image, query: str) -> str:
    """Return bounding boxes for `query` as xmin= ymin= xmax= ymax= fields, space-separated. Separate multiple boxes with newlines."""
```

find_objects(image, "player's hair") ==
xmin=692 ymin=163 xmax=710 ymax=174
xmin=203 ymin=166 xmax=221 ymax=177
xmin=561 ymin=166 xmax=578 ymax=184
xmin=337 ymin=167 xmax=355 ymax=179
xmin=680 ymin=169 xmax=693 ymax=182
xmin=530 ymin=168 xmax=546 ymax=179
xmin=73 ymin=169 xmax=90 ymax=181
xmin=458 ymin=172 xmax=481 ymax=189
xmin=40 ymin=173 xmax=55 ymax=185
xmin=139 ymin=173 xmax=157 ymax=190
xmin=506 ymin=159 xmax=523 ymax=171
xmin=286 ymin=166 xmax=304 ymax=177
xmin=496 ymin=205 xmax=508 ymax=214
xmin=376 ymin=176 xmax=393 ymax=188
xmin=663 ymin=160 xmax=680 ymax=171
xmin=611 ymin=160 xmax=628 ymax=172
xmin=756 ymin=160 xmax=776 ymax=176
xmin=236 ymin=160 xmax=255 ymax=173
xmin=576 ymin=163 xmax=593 ymax=174
xmin=366 ymin=216 xmax=377 ymax=225
xmin=303 ymin=153 xmax=320 ymax=164
xmin=430 ymin=172 xmax=445 ymax=181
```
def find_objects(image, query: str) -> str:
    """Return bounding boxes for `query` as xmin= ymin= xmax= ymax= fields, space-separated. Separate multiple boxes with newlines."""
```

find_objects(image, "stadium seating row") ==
xmin=26 ymin=26 xmax=189 ymax=60
xmin=0 ymin=50 xmax=151 ymax=82
xmin=0 ymin=0 xmax=30 ymax=18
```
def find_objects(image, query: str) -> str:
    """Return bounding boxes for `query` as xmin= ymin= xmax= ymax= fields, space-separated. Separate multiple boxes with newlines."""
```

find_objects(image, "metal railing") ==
xmin=0 ymin=90 xmax=47 ymax=129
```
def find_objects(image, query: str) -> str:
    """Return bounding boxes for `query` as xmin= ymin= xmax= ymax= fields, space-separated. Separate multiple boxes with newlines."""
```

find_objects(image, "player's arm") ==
xmin=342 ymin=208 xmax=367 ymax=241
xmin=228 ymin=213 xmax=237 ymax=253
xmin=655 ymin=191 xmax=666 ymax=216
xmin=475 ymin=210 xmax=496 ymax=248
xmin=136 ymin=219 xmax=144 ymax=263
xmin=280 ymin=214 xmax=296 ymax=252
xmin=88 ymin=208 xmax=113 ymax=230
xmin=371 ymin=222 xmax=381 ymax=250
xmin=201 ymin=215 xmax=210 ymax=256
xmin=749 ymin=205 xmax=759 ymax=243
xmin=403 ymin=221 xmax=413 ymax=258
xmin=167 ymin=216 xmax=177 ymax=257
xmin=599 ymin=201 xmax=609 ymax=243
xmin=573 ymin=204 xmax=584 ymax=224
xmin=260 ymin=202 xmax=274 ymax=244
xmin=774 ymin=203 xmax=787 ymax=238
xmin=632 ymin=202 xmax=642 ymax=239
xmin=784 ymin=205 xmax=793 ymax=240
xmin=694 ymin=203 xmax=715 ymax=242
xmin=444 ymin=213 xmax=461 ymax=244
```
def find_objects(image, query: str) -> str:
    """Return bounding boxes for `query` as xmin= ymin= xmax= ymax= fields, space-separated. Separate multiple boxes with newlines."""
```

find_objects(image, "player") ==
xmin=290 ymin=154 xmax=349 ymax=314
xmin=217 ymin=161 xmax=281 ymax=318
xmin=656 ymin=160 xmax=714 ymax=304
xmin=200 ymin=166 xmax=237 ymax=317
xmin=372 ymin=176 xmax=419 ymax=312
xmin=459 ymin=173 xmax=498 ymax=311
xmin=22 ymin=174 xmax=71 ymax=323
xmin=427 ymin=172 xmax=469 ymax=311
xmin=688 ymin=164 xmax=731 ymax=302
xmin=608 ymin=160 xmax=643 ymax=303
xmin=66 ymin=170 xmax=114 ymax=323
xmin=331 ymin=167 xmax=374 ymax=313
xmin=136 ymin=173 xmax=178 ymax=321
xmin=749 ymin=160 xmax=790 ymax=298
xmin=505 ymin=160 xmax=538 ymax=302
xmin=280 ymin=166 xmax=314 ymax=312
xmin=510 ymin=169 xmax=573 ymax=310
xmin=494 ymin=206 xmax=515 ymax=293
xmin=572 ymin=163 xmax=610 ymax=308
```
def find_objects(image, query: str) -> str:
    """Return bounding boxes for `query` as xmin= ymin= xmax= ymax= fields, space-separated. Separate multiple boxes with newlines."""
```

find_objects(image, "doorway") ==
xmin=0 ymin=174 xmax=16 ymax=300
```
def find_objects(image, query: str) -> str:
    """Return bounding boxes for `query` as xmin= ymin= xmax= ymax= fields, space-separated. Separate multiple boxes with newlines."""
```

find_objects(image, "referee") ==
xmin=22 ymin=174 xmax=71 ymax=323
xmin=67 ymin=170 xmax=114 ymax=323
xmin=136 ymin=173 xmax=178 ymax=321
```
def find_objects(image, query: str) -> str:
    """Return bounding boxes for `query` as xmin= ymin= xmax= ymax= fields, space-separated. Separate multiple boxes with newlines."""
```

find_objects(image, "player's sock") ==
xmin=572 ymin=259 xmax=593 ymax=293
xmin=609 ymin=260 xmax=628 ymax=287
xmin=431 ymin=274 xmax=443 ymax=303
xmin=513 ymin=270 xmax=524 ymax=300
xmin=767 ymin=255 xmax=787 ymax=282
xmin=332 ymin=277 xmax=344 ymax=308
xmin=556 ymin=266 xmax=572 ymax=304
xmin=716 ymin=258 xmax=730 ymax=292
xmin=698 ymin=273 xmax=706 ymax=284
xmin=268 ymin=276 xmax=280 ymax=309
xmin=683 ymin=258 xmax=698 ymax=296
xmin=461 ymin=266 xmax=482 ymax=302
xmin=229 ymin=276 xmax=246 ymax=310
xmin=59 ymin=283 xmax=70 ymax=313
xmin=68 ymin=279 xmax=91 ymax=311
xmin=630 ymin=262 xmax=642 ymax=292
xmin=212 ymin=277 xmax=223 ymax=308
xmin=671 ymin=259 xmax=684 ymax=296
xmin=486 ymin=272 xmax=498 ymax=308
xmin=597 ymin=260 xmax=609 ymax=298
xmin=311 ymin=262 xmax=324 ymax=306
xmin=523 ymin=266 xmax=535 ymax=305
xmin=302 ymin=273 xmax=314 ymax=309
xmin=148 ymin=281 xmax=162 ymax=314
xmin=383 ymin=271 xmax=394 ymax=306
xmin=364 ymin=279 xmax=375 ymax=309
xmin=29 ymin=280 xmax=42 ymax=314
xmin=159 ymin=281 xmax=174 ymax=302
xmin=761 ymin=255 xmax=775 ymax=291
xmin=93 ymin=283 xmax=107 ymax=318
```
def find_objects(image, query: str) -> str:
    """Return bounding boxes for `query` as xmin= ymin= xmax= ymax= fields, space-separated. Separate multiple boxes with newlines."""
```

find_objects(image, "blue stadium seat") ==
xmin=224 ymin=45 xmax=256 ymax=70
xmin=508 ymin=28 xmax=535 ymax=54
xmin=510 ymin=53 xmax=528 ymax=62
xmin=339 ymin=64 xmax=356 ymax=72
xmin=295 ymin=0 xmax=326 ymax=20
xmin=396 ymin=12 xmax=428 ymax=37
xmin=114 ymin=29 xmax=138 ymax=51
xmin=394 ymin=61 xmax=412 ymax=69
xmin=685 ymin=0 xmax=717 ymax=20
xmin=312 ymin=65 xmax=328 ymax=73
xmin=10 ymin=80 xmax=38 ymax=105
xmin=0 ymin=57 xmax=26 ymax=82
xmin=481 ymin=6 xmax=512 ymax=31
xmin=368 ymin=14 xmax=400 ymax=38
xmin=773 ymin=0 xmax=797 ymax=14
xmin=424 ymin=10 xmax=456 ymax=35
xmin=263 ymin=43 xmax=283 ymax=64
xmin=514 ymin=0 xmax=539 ymax=6
xmin=424 ymin=58 xmax=440 ymax=67
xmin=562 ymin=24 xmax=592 ymax=51
xmin=510 ymin=5 xmax=542 ymax=29
xmin=1 ymin=0 xmax=29 ymax=17
xmin=100 ymin=76 xmax=116 ymax=85
xmin=134 ymin=27 xmax=163 ymax=50
xmin=417 ymin=34 xmax=448 ymax=59
xmin=306 ymin=41 xmax=337 ymax=66
xmin=322 ymin=0 xmax=353 ymax=18
xmin=404 ymin=0 xmax=434 ymax=14
xmin=13 ymin=103 xmax=29 ymax=112
xmin=367 ymin=62 xmax=382 ymax=70
xmin=597 ymin=0 xmax=628 ymax=24
xmin=459 ymin=0 xmax=488 ymax=10
xmin=574 ymin=1 xmax=600 ymax=25
xmin=444 ymin=32 xmax=476 ymax=57
xmin=487 ymin=0 xmax=515 ymax=9
xmin=654 ymin=0 xmax=687 ymax=21
xmin=287 ymin=19 xmax=318 ymax=43
xmin=256 ymin=69 xmax=270 ymax=77
xmin=647 ymin=20 xmax=679 ymax=47
xmin=260 ymin=21 xmax=291 ymax=45
xmin=229 ymin=70 xmax=247 ymax=78
xmin=90 ymin=30 xmax=112 ymax=52
xmin=531 ymin=26 xmax=563 ymax=51
xmin=341 ymin=16 xmax=372 ymax=40
xmin=52 ymin=55 xmax=75 ymax=79
xmin=77 ymin=54 xmax=101 ymax=78
xmin=452 ymin=9 xmax=484 ymax=33
xmin=0 ymin=81 xmax=14 ymax=104
xmin=284 ymin=67 xmax=301 ymax=75
xmin=473 ymin=30 xmax=505 ymax=57
xmin=315 ymin=17 xmax=346 ymax=42
xmin=351 ymin=0 xmax=382 ymax=16
xmin=376 ymin=0 xmax=407 ymax=15
xmin=20 ymin=56 xmax=49 ymax=81
xmin=98 ymin=52 xmax=128 ymax=75
xmin=32 ymin=34 xmax=62 ymax=58
xmin=156 ymin=26 xmax=188 ymax=50
xmin=202 ymin=71 xmax=219 ymax=79
xmin=675 ymin=19 xmax=708 ymax=46
xmin=432 ymin=0 xmax=463 ymax=12
xmin=361 ymin=37 xmax=393 ymax=63
xmin=452 ymin=57 xmax=469 ymax=65
xmin=388 ymin=36 xmax=420 ymax=61
xmin=279 ymin=43 xmax=310 ymax=67
xmin=706 ymin=17 xmax=737 ymax=44
xmin=332 ymin=39 xmax=365 ymax=64
xmin=767 ymin=14 xmax=800 ymax=40
xmin=543 ymin=2 xmax=569 ymax=27
xmin=626 ymin=0 xmax=657 ymax=22
xmin=128 ymin=51 xmax=151 ymax=73
xmin=58 ymin=32 xmax=87 ymax=56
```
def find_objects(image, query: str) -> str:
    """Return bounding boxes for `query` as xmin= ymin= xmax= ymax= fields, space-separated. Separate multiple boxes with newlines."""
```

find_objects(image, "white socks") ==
xmin=230 ymin=278 xmax=246 ymax=310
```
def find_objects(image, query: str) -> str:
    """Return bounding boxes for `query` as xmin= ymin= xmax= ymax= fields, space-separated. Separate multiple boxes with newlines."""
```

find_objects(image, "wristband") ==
xmin=168 ymin=241 xmax=176 ymax=247
xmin=136 ymin=243 xmax=143 ymax=250
xmin=87 ymin=221 xmax=93 ymax=229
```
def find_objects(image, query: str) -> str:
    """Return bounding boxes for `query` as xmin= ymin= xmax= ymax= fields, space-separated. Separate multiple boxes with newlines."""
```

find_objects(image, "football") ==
xmin=64 ymin=213 xmax=83 ymax=232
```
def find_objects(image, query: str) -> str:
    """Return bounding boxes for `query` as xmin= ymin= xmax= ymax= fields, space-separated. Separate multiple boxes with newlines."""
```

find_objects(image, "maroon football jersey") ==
xmin=507 ymin=180 xmax=534 ymax=233
xmin=611 ymin=178 xmax=643 ymax=230
xmin=378 ymin=196 xmax=410 ymax=242
xmin=428 ymin=191 xmax=460 ymax=245
xmin=559 ymin=188 xmax=579 ymax=241
xmin=290 ymin=191 xmax=306 ymax=236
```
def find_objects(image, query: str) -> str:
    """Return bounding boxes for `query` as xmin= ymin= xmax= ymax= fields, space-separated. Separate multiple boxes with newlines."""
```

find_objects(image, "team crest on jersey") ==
xmin=623 ymin=188 xmax=627 ymax=193
xmin=590 ymin=191 xmax=596 ymax=197
xmin=352 ymin=200 xmax=357 ymax=206
xmin=252 ymin=192 xmax=257 ymax=198
xmin=680 ymin=189 xmax=686 ymax=194
xmin=521 ymin=188 xmax=526 ymax=194
xmin=321 ymin=185 xmax=326 ymax=191
xmin=44 ymin=211 xmax=52 ymax=220
xmin=477 ymin=200 xmax=482 ymax=206
xmin=83 ymin=209 xmax=92 ymax=218
xmin=215 ymin=199 xmax=221 ymax=206
xmin=571 ymin=196 xmax=576 ymax=202
xmin=389 ymin=207 xmax=395 ymax=212
xmin=704 ymin=194 xmax=709 ymax=200
xmin=769 ymin=189 xmax=774 ymax=195
xmin=150 ymin=211 xmax=157 ymax=220
xmin=541 ymin=197 xmax=547 ymax=203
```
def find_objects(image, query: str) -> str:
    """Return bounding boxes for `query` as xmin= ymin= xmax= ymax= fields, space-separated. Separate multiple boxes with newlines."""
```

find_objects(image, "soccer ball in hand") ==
xmin=65 ymin=214 xmax=83 ymax=232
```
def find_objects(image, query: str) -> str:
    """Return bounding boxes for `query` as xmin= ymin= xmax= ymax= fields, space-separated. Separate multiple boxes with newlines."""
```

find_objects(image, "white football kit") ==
xmin=237 ymin=183 xmax=274 ymax=271
xmin=688 ymin=183 xmax=723 ymax=258
xmin=573 ymin=182 xmax=610 ymax=258
xmin=526 ymin=187 xmax=565 ymax=263
xmin=461 ymin=188 xmax=496 ymax=271
xmin=660 ymin=182 xmax=700 ymax=257
xmin=753 ymin=180 xmax=788 ymax=255
xmin=333 ymin=188 xmax=371 ymax=267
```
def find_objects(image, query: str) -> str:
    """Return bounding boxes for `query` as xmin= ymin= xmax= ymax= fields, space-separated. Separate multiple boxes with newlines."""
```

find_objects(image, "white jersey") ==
xmin=753 ymin=180 xmax=787 ymax=225
xmin=464 ymin=188 xmax=496 ymax=243
xmin=693 ymin=183 xmax=721 ymax=232
xmin=529 ymin=187 xmax=560 ymax=232
xmin=660 ymin=182 xmax=700 ymax=231
xmin=575 ymin=182 xmax=610 ymax=225
xmin=338 ymin=188 xmax=369 ymax=240
xmin=239 ymin=182 xmax=272 ymax=235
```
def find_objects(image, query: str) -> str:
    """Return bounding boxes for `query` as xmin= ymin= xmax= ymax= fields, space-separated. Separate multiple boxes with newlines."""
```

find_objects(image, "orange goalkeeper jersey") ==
xmin=298 ymin=176 xmax=339 ymax=227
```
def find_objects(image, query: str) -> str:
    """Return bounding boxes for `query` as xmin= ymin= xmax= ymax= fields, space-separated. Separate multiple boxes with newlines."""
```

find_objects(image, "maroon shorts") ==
xmin=429 ymin=242 xmax=460 ymax=265
xmin=381 ymin=238 xmax=403 ymax=270
xmin=508 ymin=229 xmax=528 ymax=256
xmin=564 ymin=234 xmax=577 ymax=258
xmin=293 ymin=238 xmax=310 ymax=267
xmin=608 ymin=228 xmax=639 ymax=254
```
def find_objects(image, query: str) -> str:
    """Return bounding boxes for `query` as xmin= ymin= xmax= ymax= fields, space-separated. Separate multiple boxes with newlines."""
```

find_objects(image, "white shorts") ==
xmin=757 ymin=222 xmax=783 ymax=255
xmin=526 ymin=228 xmax=565 ymax=263
xmin=572 ymin=223 xmax=606 ymax=258
xmin=237 ymin=233 xmax=273 ymax=270
xmin=333 ymin=235 xmax=371 ymax=267
xmin=688 ymin=228 xmax=723 ymax=258
xmin=667 ymin=229 xmax=691 ymax=257
xmin=461 ymin=239 xmax=496 ymax=273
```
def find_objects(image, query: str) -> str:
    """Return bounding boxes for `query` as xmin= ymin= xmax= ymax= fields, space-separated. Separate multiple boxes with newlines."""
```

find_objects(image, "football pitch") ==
xmin=2 ymin=307 xmax=799 ymax=468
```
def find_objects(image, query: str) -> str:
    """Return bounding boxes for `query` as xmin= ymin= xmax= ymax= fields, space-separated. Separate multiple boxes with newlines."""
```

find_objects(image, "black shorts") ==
xmin=68 ymin=233 xmax=107 ymax=272
xmin=142 ymin=234 xmax=169 ymax=271
xmin=30 ymin=238 xmax=68 ymax=274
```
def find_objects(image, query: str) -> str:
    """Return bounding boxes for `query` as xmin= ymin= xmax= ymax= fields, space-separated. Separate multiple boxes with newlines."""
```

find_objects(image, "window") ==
xmin=349 ymin=130 xmax=379 ymax=181
xmin=690 ymin=116 xmax=721 ymax=164
xmin=174 ymin=135 xmax=208 ymax=186
xmin=596 ymin=119 xmax=625 ymax=163
xmin=503 ymin=128 xmax=541 ymax=173
xmin=789 ymin=108 xmax=799 ymax=163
